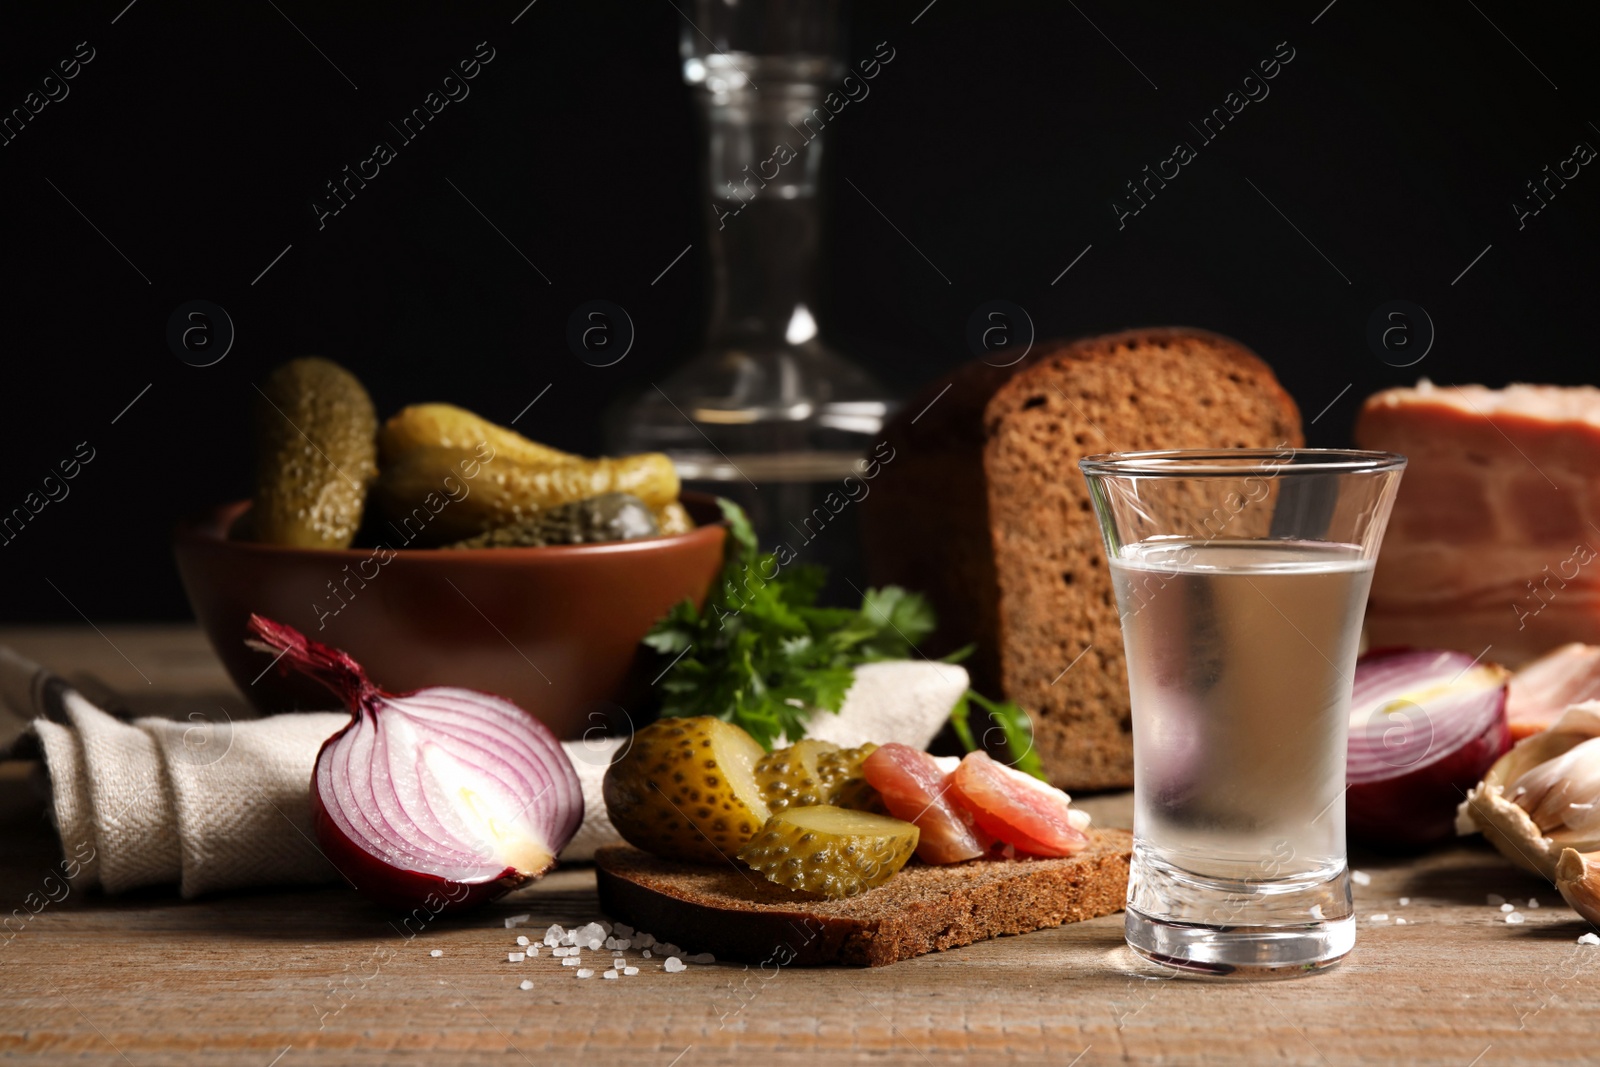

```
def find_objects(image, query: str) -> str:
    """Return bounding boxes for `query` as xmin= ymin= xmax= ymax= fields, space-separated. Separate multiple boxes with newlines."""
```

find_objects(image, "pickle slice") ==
xmin=817 ymin=743 xmax=887 ymax=813
xmin=755 ymin=739 xmax=839 ymax=812
xmin=737 ymin=805 xmax=919 ymax=899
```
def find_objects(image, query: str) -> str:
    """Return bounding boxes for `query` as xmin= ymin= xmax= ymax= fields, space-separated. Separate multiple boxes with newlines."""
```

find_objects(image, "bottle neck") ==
xmin=696 ymin=84 xmax=827 ymax=349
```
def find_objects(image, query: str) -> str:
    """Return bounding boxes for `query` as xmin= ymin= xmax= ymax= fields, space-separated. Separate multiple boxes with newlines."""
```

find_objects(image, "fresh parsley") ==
xmin=645 ymin=498 xmax=1046 ymax=781
xmin=949 ymin=689 xmax=1048 ymax=780
xmin=643 ymin=499 xmax=936 ymax=749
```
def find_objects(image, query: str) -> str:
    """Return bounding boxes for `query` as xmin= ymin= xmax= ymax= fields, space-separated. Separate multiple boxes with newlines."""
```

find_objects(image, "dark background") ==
xmin=0 ymin=0 xmax=1595 ymax=622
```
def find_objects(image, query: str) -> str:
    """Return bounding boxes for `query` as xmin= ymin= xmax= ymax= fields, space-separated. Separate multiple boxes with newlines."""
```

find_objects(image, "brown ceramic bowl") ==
xmin=173 ymin=494 xmax=726 ymax=736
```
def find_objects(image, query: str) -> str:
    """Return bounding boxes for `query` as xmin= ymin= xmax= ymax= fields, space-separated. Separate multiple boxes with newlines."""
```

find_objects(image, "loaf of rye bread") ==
xmin=594 ymin=828 xmax=1131 ymax=967
xmin=861 ymin=328 xmax=1303 ymax=790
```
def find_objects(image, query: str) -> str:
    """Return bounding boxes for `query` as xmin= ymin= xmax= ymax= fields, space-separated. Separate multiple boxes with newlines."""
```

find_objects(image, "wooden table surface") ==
xmin=2 ymin=626 xmax=1598 ymax=1066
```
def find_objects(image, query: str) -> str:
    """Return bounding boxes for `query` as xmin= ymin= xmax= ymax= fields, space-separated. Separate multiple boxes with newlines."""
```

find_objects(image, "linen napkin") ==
xmin=2 ymin=648 xmax=966 ymax=898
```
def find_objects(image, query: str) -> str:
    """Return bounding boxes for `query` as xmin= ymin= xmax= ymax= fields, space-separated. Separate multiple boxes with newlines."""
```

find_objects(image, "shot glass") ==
xmin=1079 ymin=448 xmax=1405 ymax=977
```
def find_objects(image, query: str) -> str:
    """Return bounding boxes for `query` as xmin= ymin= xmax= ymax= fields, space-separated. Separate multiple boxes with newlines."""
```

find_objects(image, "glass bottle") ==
xmin=609 ymin=0 xmax=894 ymax=591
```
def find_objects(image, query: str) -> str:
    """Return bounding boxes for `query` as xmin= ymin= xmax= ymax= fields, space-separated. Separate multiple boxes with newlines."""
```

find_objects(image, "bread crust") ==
xmin=594 ymin=828 xmax=1131 ymax=967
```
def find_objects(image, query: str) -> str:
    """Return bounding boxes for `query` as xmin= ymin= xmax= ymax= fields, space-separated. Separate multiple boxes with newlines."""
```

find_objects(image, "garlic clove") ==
xmin=1511 ymin=736 xmax=1600 ymax=834
xmin=1463 ymin=699 xmax=1600 ymax=879
xmin=1555 ymin=848 xmax=1600 ymax=926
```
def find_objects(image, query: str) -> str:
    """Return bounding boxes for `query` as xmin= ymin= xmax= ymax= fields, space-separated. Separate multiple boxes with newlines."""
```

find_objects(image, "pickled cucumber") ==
xmin=379 ymin=403 xmax=577 ymax=468
xmin=251 ymin=357 xmax=378 ymax=548
xmin=654 ymin=501 xmax=695 ymax=536
xmin=817 ymin=743 xmax=887 ymax=813
xmin=374 ymin=446 xmax=681 ymax=544
xmin=445 ymin=492 xmax=659 ymax=549
xmin=737 ymin=805 xmax=919 ymax=898
xmin=755 ymin=739 xmax=840 ymax=812
xmin=603 ymin=717 xmax=770 ymax=863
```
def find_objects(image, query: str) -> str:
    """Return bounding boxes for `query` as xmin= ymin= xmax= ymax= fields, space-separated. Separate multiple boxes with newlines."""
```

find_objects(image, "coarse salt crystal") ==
xmin=1396 ymin=918 xmax=1407 ymax=925
xmin=615 ymin=939 xmax=631 ymax=950
xmin=614 ymin=958 xmax=626 ymax=970
xmin=660 ymin=943 xmax=682 ymax=958
xmin=1398 ymin=897 xmax=1410 ymax=906
xmin=1488 ymin=893 xmax=1506 ymax=906
xmin=429 ymin=949 xmax=443 ymax=958
xmin=639 ymin=933 xmax=656 ymax=948
xmin=1528 ymin=898 xmax=1541 ymax=909
xmin=508 ymin=952 xmax=525 ymax=963
xmin=664 ymin=957 xmax=687 ymax=973
xmin=588 ymin=939 xmax=603 ymax=951
xmin=563 ymin=957 xmax=580 ymax=967
xmin=1351 ymin=870 xmax=1372 ymax=887
xmin=1506 ymin=913 xmax=1525 ymax=925
xmin=614 ymin=923 xmax=634 ymax=937
xmin=687 ymin=952 xmax=715 ymax=965
xmin=577 ymin=968 xmax=594 ymax=979
xmin=623 ymin=966 xmax=639 ymax=976
xmin=519 ymin=980 xmax=534 ymax=990
xmin=604 ymin=937 xmax=619 ymax=950
xmin=516 ymin=936 xmax=530 ymax=946
xmin=1369 ymin=914 xmax=1389 ymax=922
xmin=643 ymin=949 xmax=652 ymax=959
xmin=504 ymin=914 xmax=531 ymax=929
xmin=1578 ymin=933 xmax=1599 ymax=946
xmin=544 ymin=925 xmax=563 ymax=946
xmin=603 ymin=969 xmax=619 ymax=980
xmin=529 ymin=947 xmax=540 ymax=957
xmin=600 ymin=921 xmax=614 ymax=935
xmin=1500 ymin=904 xmax=1515 ymax=913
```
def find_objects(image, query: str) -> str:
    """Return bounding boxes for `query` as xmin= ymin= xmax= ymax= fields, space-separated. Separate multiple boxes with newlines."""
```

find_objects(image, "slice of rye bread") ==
xmin=594 ymin=828 xmax=1131 ymax=967
xmin=861 ymin=328 xmax=1303 ymax=790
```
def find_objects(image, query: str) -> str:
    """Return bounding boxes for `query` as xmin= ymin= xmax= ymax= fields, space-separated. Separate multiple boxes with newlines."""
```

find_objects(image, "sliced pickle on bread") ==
xmin=754 ymin=739 xmax=840 ymax=812
xmin=602 ymin=717 xmax=770 ymax=864
xmin=737 ymin=805 xmax=918 ymax=899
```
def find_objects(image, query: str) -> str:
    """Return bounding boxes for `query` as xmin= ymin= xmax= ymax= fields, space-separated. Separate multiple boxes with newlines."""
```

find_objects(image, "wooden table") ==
xmin=2 ymin=627 xmax=1597 ymax=1066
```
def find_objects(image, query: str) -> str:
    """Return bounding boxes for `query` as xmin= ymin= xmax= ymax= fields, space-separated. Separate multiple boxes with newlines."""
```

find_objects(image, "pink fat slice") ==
xmin=862 ymin=743 xmax=987 ymax=864
xmin=1507 ymin=643 xmax=1600 ymax=739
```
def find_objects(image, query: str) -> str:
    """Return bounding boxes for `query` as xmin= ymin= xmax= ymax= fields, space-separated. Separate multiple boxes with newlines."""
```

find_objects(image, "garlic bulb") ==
xmin=1459 ymin=701 xmax=1600 ymax=879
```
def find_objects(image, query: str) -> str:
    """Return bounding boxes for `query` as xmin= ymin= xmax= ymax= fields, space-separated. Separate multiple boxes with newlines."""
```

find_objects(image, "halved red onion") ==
xmin=247 ymin=615 xmax=582 ymax=910
xmin=1347 ymin=647 xmax=1511 ymax=849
